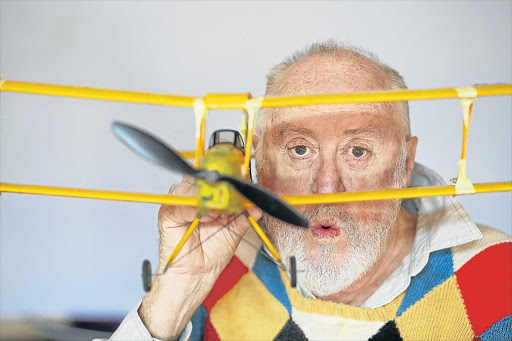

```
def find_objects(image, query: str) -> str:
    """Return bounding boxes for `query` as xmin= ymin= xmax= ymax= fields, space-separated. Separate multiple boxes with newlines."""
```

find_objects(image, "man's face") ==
xmin=255 ymin=55 xmax=414 ymax=296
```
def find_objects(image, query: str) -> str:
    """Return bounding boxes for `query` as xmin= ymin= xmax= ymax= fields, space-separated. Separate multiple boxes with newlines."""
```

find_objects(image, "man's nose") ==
xmin=312 ymin=157 xmax=345 ymax=194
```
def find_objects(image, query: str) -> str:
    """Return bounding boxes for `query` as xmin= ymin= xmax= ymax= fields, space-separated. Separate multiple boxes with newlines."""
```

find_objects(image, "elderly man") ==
xmin=109 ymin=42 xmax=511 ymax=340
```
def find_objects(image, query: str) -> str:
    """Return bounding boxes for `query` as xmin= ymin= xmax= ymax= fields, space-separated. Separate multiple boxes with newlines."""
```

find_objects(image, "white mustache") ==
xmin=303 ymin=205 xmax=356 ymax=228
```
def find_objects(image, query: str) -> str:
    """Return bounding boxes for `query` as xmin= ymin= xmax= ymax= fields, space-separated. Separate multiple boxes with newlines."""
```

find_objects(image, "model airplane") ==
xmin=112 ymin=122 xmax=305 ymax=289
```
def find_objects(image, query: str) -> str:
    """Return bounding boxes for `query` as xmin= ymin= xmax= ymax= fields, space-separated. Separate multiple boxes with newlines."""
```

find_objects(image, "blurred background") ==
xmin=1 ymin=1 xmax=511 ymax=339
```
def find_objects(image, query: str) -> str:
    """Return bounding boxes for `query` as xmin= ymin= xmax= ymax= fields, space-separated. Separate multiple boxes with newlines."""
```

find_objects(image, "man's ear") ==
xmin=405 ymin=136 xmax=418 ymax=182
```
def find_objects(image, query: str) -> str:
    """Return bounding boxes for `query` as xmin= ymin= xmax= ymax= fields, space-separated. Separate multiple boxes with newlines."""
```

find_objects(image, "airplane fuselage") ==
xmin=197 ymin=143 xmax=245 ymax=217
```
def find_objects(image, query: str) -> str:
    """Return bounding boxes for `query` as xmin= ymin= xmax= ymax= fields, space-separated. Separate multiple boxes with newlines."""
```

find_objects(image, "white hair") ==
xmin=255 ymin=40 xmax=411 ymax=139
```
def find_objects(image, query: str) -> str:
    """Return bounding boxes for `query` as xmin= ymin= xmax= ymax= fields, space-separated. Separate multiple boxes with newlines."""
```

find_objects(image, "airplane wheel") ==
xmin=290 ymin=256 xmax=297 ymax=288
xmin=142 ymin=259 xmax=152 ymax=292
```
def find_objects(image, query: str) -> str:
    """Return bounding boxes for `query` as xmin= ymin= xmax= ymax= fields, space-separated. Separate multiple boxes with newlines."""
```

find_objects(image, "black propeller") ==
xmin=112 ymin=121 xmax=308 ymax=228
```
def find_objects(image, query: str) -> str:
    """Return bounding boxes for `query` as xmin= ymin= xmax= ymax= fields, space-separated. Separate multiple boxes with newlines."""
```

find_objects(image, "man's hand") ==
xmin=138 ymin=176 xmax=262 ymax=340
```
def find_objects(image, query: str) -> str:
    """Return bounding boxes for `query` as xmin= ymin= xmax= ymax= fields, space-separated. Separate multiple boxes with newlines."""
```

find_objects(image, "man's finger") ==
xmin=159 ymin=204 xmax=198 ymax=227
xmin=182 ymin=175 xmax=197 ymax=185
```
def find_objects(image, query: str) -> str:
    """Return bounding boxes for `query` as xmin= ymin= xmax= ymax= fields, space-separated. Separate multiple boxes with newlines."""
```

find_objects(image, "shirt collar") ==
xmin=293 ymin=162 xmax=483 ymax=306
xmin=402 ymin=162 xmax=482 ymax=254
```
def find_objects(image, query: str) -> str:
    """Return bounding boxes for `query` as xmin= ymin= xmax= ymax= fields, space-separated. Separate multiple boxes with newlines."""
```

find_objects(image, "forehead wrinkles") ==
xmin=260 ymin=56 xmax=398 ymax=136
xmin=261 ymin=102 xmax=395 ymax=136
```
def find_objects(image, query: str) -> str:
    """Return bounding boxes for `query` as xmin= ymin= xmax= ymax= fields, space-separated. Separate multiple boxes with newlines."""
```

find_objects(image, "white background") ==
xmin=1 ymin=1 xmax=510 ymax=317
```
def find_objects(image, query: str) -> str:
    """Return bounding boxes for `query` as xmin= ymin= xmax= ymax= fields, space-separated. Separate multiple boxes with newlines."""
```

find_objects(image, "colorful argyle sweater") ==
xmin=188 ymin=225 xmax=511 ymax=340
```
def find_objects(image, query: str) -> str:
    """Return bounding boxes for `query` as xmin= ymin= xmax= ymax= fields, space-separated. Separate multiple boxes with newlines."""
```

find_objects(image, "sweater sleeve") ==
xmin=104 ymin=301 xmax=193 ymax=341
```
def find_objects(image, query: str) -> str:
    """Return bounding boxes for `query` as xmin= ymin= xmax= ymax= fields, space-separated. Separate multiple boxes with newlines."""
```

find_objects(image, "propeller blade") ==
xmin=113 ymin=121 xmax=307 ymax=228
xmin=219 ymin=175 xmax=308 ymax=228
xmin=112 ymin=121 xmax=199 ymax=177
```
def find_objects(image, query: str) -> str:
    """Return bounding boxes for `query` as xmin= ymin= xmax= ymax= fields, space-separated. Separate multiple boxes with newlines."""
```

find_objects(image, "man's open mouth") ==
xmin=311 ymin=224 xmax=341 ymax=238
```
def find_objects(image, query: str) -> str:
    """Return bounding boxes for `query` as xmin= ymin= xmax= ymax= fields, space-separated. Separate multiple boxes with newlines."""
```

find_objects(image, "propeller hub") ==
xmin=198 ymin=170 xmax=221 ymax=183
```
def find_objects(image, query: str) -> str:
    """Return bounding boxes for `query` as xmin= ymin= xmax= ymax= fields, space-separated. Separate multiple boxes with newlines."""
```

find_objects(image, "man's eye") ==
xmin=290 ymin=145 xmax=310 ymax=157
xmin=349 ymin=146 xmax=367 ymax=158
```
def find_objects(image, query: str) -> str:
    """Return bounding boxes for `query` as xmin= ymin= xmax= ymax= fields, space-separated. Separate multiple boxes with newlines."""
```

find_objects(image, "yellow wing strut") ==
xmin=454 ymin=86 xmax=477 ymax=195
xmin=245 ymin=212 xmax=281 ymax=262
xmin=162 ymin=217 xmax=200 ymax=273
xmin=1 ymin=80 xmax=510 ymax=108
xmin=2 ymin=181 xmax=510 ymax=206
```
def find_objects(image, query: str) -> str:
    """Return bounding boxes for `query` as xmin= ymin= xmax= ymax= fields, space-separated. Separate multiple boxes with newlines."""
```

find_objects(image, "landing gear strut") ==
xmin=290 ymin=256 xmax=297 ymax=288
xmin=142 ymin=259 xmax=152 ymax=292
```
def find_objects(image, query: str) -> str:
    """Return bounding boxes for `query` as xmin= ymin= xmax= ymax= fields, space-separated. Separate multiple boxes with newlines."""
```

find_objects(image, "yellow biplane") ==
xmin=1 ymin=80 xmax=511 ymax=291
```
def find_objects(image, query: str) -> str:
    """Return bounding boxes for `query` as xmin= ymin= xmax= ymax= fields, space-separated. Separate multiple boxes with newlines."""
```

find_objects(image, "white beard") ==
xmin=264 ymin=202 xmax=400 ymax=297
xmin=260 ymin=143 xmax=408 ymax=297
